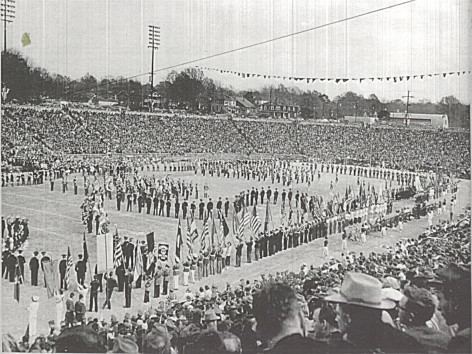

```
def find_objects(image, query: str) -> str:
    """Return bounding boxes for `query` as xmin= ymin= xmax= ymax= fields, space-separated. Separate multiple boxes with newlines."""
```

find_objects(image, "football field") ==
xmin=2 ymin=168 xmax=468 ymax=339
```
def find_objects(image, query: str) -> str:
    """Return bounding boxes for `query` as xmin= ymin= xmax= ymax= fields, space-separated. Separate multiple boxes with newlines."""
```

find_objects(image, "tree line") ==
xmin=2 ymin=50 xmax=469 ymax=128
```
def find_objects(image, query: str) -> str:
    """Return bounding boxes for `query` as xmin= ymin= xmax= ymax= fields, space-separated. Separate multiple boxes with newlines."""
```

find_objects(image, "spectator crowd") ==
xmin=2 ymin=105 xmax=470 ymax=178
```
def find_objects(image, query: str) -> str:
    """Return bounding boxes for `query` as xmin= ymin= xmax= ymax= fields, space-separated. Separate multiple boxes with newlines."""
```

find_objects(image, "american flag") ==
xmin=65 ymin=246 xmax=73 ymax=288
xmin=239 ymin=206 xmax=251 ymax=239
xmin=133 ymin=241 xmax=143 ymax=279
xmin=186 ymin=218 xmax=193 ymax=260
xmin=113 ymin=230 xmax=123 ymax=268
xmin=250 ymin=204 xmax=262 ymax=235
xmin=200 ymin=218 xmax=209 ymax=252
xmin=232 ymin=207 xmax=242 ymax=241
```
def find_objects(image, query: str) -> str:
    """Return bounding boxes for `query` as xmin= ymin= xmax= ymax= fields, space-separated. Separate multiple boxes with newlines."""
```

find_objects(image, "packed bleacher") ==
xmin=2 ymin=105 xmax=470 ymax=178
xmin=2 ymin=215 xmax=470 ymax=353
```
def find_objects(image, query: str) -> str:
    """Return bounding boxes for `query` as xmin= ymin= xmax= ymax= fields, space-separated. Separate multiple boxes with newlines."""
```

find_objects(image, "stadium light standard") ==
xmin=148 ymin=24 xmax=160 ymax=112
xmin=1 ymin=0 xmax=15 ymax=52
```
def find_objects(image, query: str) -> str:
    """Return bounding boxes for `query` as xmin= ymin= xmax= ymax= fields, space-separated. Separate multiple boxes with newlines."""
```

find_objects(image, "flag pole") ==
xmin=85 ymin=232 xmax=92 ymax=283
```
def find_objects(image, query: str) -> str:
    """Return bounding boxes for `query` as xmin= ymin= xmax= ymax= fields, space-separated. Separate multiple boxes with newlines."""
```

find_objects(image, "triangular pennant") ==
xmin=443 ymin=73 xmax=447 ymax=78
xmin=343 ymin=78 xmax=349 ymax=82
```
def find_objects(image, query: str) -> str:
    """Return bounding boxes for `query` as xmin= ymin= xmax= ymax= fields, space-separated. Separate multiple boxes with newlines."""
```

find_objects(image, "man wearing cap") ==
xmin=124 ymin=268 xmax=134 ymax=308
xmin=59 ymin=254 xmax=67 ymax=290
xmin=154 ymin=265 xmax=163 ymax=298
xmin=6 ymin=250 xmax=17 ymax=282
xmin=325 ymin=272 xmax=424 ymax=353
xmin=40 ymin=251 xmax=51 ymax=287
xmin=75 ymin=254 xmax=87 ymax=286
xmin=162 ymin=264 xmax=170 ymax=296
xmin=17 ymin=249 xmax=25 ymax=283
xmin=89 ymin=275 xmax=100 ymax=312
xmin=74 ymin=294 xmax=86 ymax=324
xmin=65 ymin=292 xmax=75 ymax=327
xmin=103 ymin=272 xmax=117 ymax=310
xmin=29 ymin=251 xmax=40 ymax=286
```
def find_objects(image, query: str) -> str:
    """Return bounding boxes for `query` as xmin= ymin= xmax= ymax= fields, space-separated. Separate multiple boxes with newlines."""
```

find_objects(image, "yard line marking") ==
xmin=2 ymin=202 xmax=79 ymax=221
xmin=29 ymin=226 xmax=67 ymax=238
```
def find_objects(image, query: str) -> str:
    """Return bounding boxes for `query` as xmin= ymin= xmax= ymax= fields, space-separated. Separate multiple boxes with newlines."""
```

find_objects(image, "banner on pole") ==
xmin=97 ymin=233 xmax=114 ymax=273
xmin=43 ymin=259 xmax=58 ymax=298
xmin=156 ymin=242 xmax=169 ymax=263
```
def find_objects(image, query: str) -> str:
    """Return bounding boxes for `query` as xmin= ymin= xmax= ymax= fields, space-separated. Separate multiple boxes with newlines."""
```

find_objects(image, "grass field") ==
xmin=1 ymin=168 xmax=469 ymax=339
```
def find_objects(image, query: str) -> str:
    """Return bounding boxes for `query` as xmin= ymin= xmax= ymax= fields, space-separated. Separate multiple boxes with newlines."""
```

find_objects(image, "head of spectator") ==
xmin=55 ymin=326 xmax=107 ymax=353
xmin=399 ymin=286 xmax=435 ymax=327
xmin=204 ymin=309 xmax=219 ymax=332
xmin=432 ymin=263 xmax=471 ymax=329
xmin=191 ymin=330 xmax=242 ymax=354
xmin=142 ymin=324 xmax=172 ymax=354
xmin=398 ymin=285 xmax=452 ymax=352
xmin=253 ymin=282 xmax=325 ymax=353
xmin=111 ymin=335 xmax=139 ymax=353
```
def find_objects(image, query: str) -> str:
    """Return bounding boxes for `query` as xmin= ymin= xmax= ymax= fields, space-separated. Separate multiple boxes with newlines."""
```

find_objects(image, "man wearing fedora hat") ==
xmin=325 ymin=272 xmax=424 ymax=353
xmin=203 ymin=309 xmax=219 ymax=332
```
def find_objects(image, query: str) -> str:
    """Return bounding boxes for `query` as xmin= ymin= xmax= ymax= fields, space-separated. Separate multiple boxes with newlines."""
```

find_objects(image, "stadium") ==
xmin=1 ymin=0 xmax=471 ymax=353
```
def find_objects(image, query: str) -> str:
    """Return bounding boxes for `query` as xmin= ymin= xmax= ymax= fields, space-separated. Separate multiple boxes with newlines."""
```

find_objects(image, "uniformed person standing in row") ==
xmin=59 ymin=254 xmax=67 ymax=290
xmin=17 ymin=249 xmax=25 ymax=283
xmin=75 ymin=254 xmax=87 ymax=286
xmin=29 ymin=251 xmax=40 ymax=286
xmin=124 ymin=268 xmax=134 ymax=308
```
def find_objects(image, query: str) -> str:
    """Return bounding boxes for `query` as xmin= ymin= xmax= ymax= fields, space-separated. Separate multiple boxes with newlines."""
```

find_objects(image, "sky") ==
xmin=6 ymin=0 xmax=471 ymax=103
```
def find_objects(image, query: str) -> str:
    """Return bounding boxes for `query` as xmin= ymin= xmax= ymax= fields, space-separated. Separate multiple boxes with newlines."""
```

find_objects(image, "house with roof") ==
xmin=210 ymin=94 xmax=237 ymax=113
xmin=235 ymin=96 xmax=256 ymax=114
xmin=257 ymin=98 xmax=300 ymax=119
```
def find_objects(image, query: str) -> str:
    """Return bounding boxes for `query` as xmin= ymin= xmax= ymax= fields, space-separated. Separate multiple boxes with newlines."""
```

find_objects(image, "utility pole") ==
xmin=1 ymin=0 xmax=15 ymax=52
xmin=148 ymin=24 xmax=160 ymax=111
xmin=402 ymin=90 xmax=414 ymax=126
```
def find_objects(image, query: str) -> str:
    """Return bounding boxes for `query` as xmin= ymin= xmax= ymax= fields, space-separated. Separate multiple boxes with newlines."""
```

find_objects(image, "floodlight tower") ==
xmin=1 ymin=0 xmax=15 ymax=52
xmin=148 ymin=24 xmax=160 ymax=111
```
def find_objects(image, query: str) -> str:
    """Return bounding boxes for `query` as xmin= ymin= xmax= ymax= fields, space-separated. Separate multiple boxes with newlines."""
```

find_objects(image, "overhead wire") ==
xmin=68 ymin=0 xmax=416 ymax=97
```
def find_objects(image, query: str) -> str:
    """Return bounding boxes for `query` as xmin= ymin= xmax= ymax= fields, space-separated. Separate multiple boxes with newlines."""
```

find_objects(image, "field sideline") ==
xmin=1 ymin=168 xmax=469 ymax=339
